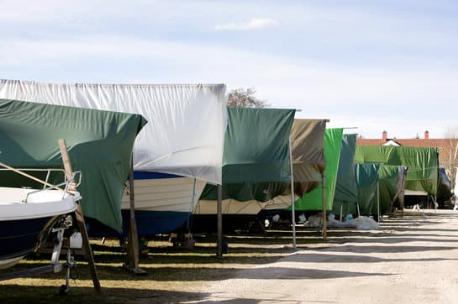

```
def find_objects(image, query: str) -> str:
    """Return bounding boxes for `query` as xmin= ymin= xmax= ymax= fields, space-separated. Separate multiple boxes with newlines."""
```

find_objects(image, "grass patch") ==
xmin=0 ymin=228 xmax=335 ymax=303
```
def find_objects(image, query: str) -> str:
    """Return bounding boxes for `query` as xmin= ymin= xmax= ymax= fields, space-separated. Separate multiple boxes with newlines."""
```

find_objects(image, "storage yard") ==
xmin=1 ymin=209 xmax=458 ymax=304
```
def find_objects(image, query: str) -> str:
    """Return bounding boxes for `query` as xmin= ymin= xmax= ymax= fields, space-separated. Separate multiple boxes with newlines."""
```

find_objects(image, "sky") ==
xmin=1 ymin=0 xmax=458 ymax=139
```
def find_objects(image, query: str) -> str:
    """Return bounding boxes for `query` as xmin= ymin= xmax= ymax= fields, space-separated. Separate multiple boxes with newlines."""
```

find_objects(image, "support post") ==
xmin=124 ymin=159 xmax=146 ymax=275
xmin=377 ymin=181 xmax=381 ymax=221
xmin=289 ymin=139 xmax=296 ymax=249
xmin=216 ymin=184 xmax=223 ymax=257
xmin=322 ymin=172 xmax=327 ymax=239
xmin=58 ymin=139 xmax=101 ymax=292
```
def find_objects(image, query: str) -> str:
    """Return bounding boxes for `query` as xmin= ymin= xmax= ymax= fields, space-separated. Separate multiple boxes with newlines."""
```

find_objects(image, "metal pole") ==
xmin=217 ymin=184 xmax=223 ymax=257
xmin=377 ymin=180 xmax=381 ymax=221
xmin=322 ymin=171 xmax=327 ymax=239
xmin=289 ymin=139 xmax=296 ymax=249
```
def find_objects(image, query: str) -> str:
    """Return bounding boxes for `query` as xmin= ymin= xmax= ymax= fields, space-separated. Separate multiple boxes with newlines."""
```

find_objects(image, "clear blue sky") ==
xmin=2 ymin=0 xmax=457 ymax=139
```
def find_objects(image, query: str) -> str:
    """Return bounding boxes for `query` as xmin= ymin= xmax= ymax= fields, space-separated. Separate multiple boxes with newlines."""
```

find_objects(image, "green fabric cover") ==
xmin=354 ymin=145 xmax=439 ymax=196
xmin=332 ymin=134 xmax=358 ymax=216
xmin=200 ymin=107 xmax=295 ymax=201
xmin=290 ymin=128 xmax=343 ymax=211
xmin=0 ymin=99 xmax=147 ymax=231
xmin=354 ymin=163 xmax=380 ymax=216
xmin=373 ymin=165 xmax=400 ymax=215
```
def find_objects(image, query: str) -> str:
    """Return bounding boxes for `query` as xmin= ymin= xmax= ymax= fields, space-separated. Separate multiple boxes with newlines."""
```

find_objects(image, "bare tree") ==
xmin=227 ymin=88 xmax=270 ymax=108
xmin=443 ymin=128 xmax=458 ymax=192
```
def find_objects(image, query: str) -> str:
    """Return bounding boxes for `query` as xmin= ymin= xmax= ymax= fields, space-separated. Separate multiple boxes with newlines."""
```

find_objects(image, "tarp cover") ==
xmin=375 ymin=165 xmax=401 ymax=215
xmin=0 ymin=99 xmax=146 ymax=231
xmin=0 ymin=79 xmax=226 ymax=184
xmin=437 ymin=167 xmax=453 ymax=204
xmin=455 ymin=169 xmax=458 ymax=195
xmin=290 ymin=128 xmax=343 ymax=211
xmin=354 ymin=163 xmax=380 ymax=216
xmin=290 ymin=119 xmax=327 ymax=195
xmin=200 ymin=107 xmax=295 ymax=201
xmin=332 ymin=134 xmax=358 ymax=216
xmin=354 ymin=145 xmax=439 ymax=196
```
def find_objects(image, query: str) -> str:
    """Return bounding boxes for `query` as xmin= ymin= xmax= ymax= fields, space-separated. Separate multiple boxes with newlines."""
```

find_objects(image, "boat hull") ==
xmin=87 ymin=172 xmax=206 ymax=237
xmin=191 ymin=195 xmax=296 ymax=233
xmin=0 ymin=216 xmax=58 ymax=269
xmin=0 ymin=187 xmax=79 ymax=270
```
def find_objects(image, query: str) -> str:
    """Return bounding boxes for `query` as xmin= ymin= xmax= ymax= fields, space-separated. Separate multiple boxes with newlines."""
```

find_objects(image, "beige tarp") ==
xmin=290 ymin=119 xmax=327 ymax=195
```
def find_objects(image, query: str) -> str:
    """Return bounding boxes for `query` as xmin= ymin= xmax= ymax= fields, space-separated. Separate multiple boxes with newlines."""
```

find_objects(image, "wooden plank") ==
xmin=58 ymin=139 xmax=101 ymax=292
xmin=322 ymin=171 xmax=327 ymax=239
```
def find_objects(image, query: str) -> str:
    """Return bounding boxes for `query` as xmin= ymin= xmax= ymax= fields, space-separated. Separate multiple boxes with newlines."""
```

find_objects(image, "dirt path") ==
xmin=193 ymin=210 xmax=458 ymax=303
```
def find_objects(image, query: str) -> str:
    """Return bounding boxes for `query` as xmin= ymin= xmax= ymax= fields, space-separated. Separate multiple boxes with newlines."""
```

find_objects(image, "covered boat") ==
xmin=0 ymin=168 xmax=81 ymax=270
xmin=0 ymin=98 xmax=146 ymax=232
xmin=258 ymin=119 xmax=327 ymax=222
xmin=0 ymin=80 xmax=226 ymax=236
xmin=289 ymin=128 xmax=344 ymax=213
xmin=332 ymin=134 xmax=358 ymax=218
xmin=193 ymin=107 xmax=296 ymax=232
xmin=354 ymin=145 xmax=439 ymax=213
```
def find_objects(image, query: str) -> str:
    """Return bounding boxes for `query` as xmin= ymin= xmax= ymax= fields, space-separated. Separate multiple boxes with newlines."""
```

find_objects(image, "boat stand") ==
xmin=58 ymin=139 xmax=101 ymax=290
xmin=0 ymin=215 xmax=79 ymax=295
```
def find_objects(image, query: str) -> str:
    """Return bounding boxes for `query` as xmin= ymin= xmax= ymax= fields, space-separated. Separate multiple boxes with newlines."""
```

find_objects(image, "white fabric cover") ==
xmin=455 ymin=169 xmax=458 ymax=195
xmin=0 ymin=79 xmax=226 ymax=184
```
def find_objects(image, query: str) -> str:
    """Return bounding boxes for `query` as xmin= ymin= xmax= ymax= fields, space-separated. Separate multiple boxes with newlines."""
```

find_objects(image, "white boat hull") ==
xmin=0 ymin=187 xmax=79 ymax=270
xmin=117 ymin=174 xmax=206 ymax=236
xmin=121 ymin=176 xmax=206 ymax=212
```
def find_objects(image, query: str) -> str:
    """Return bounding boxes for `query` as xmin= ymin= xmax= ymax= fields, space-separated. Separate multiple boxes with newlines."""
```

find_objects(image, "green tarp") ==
xmin=291 ymin=128 xmax=343 ymax=211
xmin=200 ymin=107 xmax=295 ymax=201
xmin=354 ymin=163 xmax=380 ymax=216
xmin=375 ymin=165 xmax=401 ymax=215
xmin=354 ymin=145 xmax=439 ymax=196
xmin=332 ymin=134 xmax=358 ymax=216
xmin=0 ymin=99 xmax=147 ymax=231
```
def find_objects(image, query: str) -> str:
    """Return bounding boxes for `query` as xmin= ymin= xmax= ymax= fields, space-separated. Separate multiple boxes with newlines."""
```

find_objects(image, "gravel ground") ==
xmin=188 ymin=209 xmax=458 ymax=304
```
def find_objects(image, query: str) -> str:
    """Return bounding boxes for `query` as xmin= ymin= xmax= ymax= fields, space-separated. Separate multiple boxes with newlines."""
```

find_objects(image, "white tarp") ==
xmin=455 ymin=168 xmax=458 ymax=195
xmin=0 ymin=79 xmax=226 ymax=184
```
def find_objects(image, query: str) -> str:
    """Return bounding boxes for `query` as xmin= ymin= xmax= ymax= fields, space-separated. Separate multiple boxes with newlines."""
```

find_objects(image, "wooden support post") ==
xmin=58 ymin=139 xmax=101 ymax=292
xmin=123 ymin=161 xmax=146 ymax=275
xmin=216 ymin=184 xmax=223 ymax=257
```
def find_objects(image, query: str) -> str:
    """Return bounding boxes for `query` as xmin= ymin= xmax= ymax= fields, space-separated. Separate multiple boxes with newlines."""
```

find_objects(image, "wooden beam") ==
xmin=58 ymin=139 xmax=101 ymax=292
xmin=216 ymin=184 xmax=223 ymax=257
xmin=123 ymin=160 xmax=146 ymax=275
